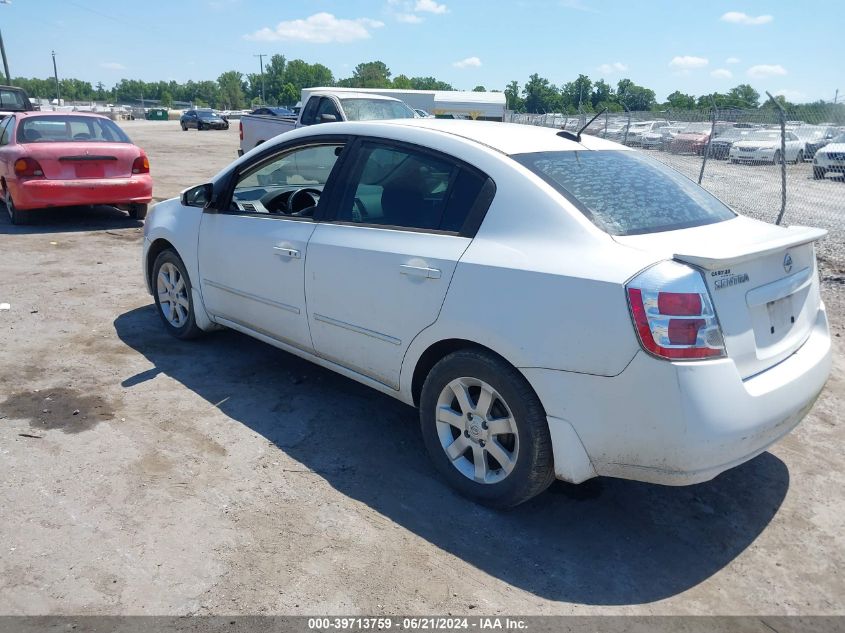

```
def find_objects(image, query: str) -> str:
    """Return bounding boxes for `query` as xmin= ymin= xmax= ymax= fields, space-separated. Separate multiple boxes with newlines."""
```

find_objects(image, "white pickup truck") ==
xmin=238 ymin=90 xmax=416 ymax=155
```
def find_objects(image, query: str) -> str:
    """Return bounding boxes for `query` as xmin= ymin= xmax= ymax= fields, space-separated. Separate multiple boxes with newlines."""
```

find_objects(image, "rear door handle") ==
xmin=273 ymin=246 xmax=300 ymax=259
xmin=400 ymin=264 xmax=441 ymax=279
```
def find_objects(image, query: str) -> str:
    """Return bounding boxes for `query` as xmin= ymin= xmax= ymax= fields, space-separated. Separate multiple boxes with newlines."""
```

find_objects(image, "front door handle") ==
xmin=400 ymin=264 xmax=441 ymax=279
xmin=273 ymin=246 xmax=300 ymax=259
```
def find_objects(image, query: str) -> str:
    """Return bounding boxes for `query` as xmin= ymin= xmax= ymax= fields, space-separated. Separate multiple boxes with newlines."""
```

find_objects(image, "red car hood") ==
xmin=674 ymin=132 xmax=709 ymax=141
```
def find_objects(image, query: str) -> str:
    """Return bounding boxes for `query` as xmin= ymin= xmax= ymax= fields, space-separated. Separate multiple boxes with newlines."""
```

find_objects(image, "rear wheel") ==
xmin=181 ymin=122 xmax=187 ymax=131
xmin=151 ymin=250 xmax=204 ymax=340
xmin=4 ymin=190 xmax=31 ymax=226
xmin=772 ymin=150 xmax=782 ymax=165
xmin=128 ymin=203 xmax=148 ymax=220
xmin=419 ymin=349 xmax=555 ymax=509
xmin=197 ymin=121 xmax=204 ymax=131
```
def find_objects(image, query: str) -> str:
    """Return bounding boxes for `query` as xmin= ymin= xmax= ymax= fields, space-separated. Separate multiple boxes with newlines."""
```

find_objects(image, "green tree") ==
xmin=504 ymin=80 xmax=523 ymax=111
xmin=591 ymin=79 xmax=612 ymax=109
xmin=160 ymin=91 xmax=173 ymax=108
xmin=410 ymin=76 xmax=453 ymax=90
xmin=727 ymin=84 xmax=760 ymax=108
xmin=392 ymin=74 xmax=413 ymax=89
xmin=616 ymin=78 xmax=656 ymax=111
xmin=217 ymin=70 xmax=245 ymax=110
xmin=349 ymin=61 xmax=392 ymax=88
xmin=472 ymin=85 xmax=486 ymax=92
xmin=522 ymin=73 xmax=560 ymax=113
xmin=561 ymin=74 xmax=593 ymax=113
xmin=665 ymin=90 xmax=696 ymax=109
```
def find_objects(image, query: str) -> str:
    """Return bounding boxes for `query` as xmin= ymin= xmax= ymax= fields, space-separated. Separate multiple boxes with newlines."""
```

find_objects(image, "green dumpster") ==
xmin=145 ymin=108 xmax=169 ymax=121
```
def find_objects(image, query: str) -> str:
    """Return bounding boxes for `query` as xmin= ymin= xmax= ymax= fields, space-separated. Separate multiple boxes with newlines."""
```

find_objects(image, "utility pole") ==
xmin=0 ymin=29 xmax=10 ymax=84
xmin=0 ymin=0 xmax=10 ymax=83
xmin=254 ymin=53 xmax=266 ymax=105
xmin=51 ymin=50 xmax=60 ymax=103
xmin=834 ymin=89 xmax=839 ymax=105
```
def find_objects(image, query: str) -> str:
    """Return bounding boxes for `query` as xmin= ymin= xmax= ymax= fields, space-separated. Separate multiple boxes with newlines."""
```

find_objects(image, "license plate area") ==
xmin=74 ymin=163 xmax=105 ymax=178
xmin=765 ymin=296 xmax=794 ymax=339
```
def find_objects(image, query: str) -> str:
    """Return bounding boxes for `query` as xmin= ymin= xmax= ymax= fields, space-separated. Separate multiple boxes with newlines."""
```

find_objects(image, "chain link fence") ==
xmin=508 ymin=101 xmax=845 ymax=271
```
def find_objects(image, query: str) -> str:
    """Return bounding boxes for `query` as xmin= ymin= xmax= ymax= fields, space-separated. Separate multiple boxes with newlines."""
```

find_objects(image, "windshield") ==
xmin=197 ymin=110 xmax=219 ymax=119
xmin=512 ymin=150 xmax=735 ymax=236
xmin=715 ymin=129 xmax=749 ymax=140
xmin=829 ymin=133 xmax=845 ymax=144
xmin=341 ymin=98 xmax=416 ymax=121
xmin=17 ymin=116 xmax=131 ymax=143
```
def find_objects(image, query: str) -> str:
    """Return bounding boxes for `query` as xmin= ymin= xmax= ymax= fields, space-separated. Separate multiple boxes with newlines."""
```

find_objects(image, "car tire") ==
xmin=419 ymin=349 xmax=555 ymax=509
xmin=197 ymin=121 xmax=204 ymax=131
xmin=813 ymin=167 xmax=826 ymax=180
xmin=151 ymin=250 xmax=204 ymax=340
xmin=772 ymin=150 xmax=782 ymax=165
xmin=4 ymin=190 xmax=31 ymax=226
xmin=128 ymin=203 xmax=148 ymax=220
xmin=794 ymin=150 xmax=804 ymax=165
xmin=181 ymin=123 xmax=187 ymax=131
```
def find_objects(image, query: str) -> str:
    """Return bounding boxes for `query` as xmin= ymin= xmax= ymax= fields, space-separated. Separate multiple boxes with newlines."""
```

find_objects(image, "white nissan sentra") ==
xmin=142 ymin=119 xmax=831 ymax=508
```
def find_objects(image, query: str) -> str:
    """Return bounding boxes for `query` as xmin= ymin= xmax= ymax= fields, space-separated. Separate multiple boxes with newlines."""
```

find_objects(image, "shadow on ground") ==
xmin=114 ymin=305 xmax=789 ymax=606
xmin=0 ymin=203 xmax=142 ymax=234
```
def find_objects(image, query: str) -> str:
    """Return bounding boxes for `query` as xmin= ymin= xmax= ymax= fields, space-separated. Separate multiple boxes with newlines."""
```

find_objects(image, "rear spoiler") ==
xmin=673 ymin=225 xmax=827 ymax=270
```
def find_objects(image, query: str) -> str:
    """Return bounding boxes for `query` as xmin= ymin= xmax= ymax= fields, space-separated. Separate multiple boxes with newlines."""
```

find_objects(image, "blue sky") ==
xmin=2 ymin=0 xmax=842 ymax=103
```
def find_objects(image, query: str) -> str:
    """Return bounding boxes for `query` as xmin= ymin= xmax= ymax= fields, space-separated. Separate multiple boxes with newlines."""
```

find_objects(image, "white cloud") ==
xmin=395 ymin=12 xmax=423 ymax=23
xmin=747 ymin=64 xmax=787 ymax=78
xmin=100 ymin=62 xmax=125 ymax=70
xmin=453 ymin=56 xmax=481 ymax=69
xmin=244 ymin=12 xmax=384 ymax=43
xmin=711 ymin=68 xmax=733 ymax=79
xmin=726 ymin=57 xmax=740 ymax=64
xmin=597 ymin=62 xmax=628 ymax=75
xmin=669 ymin=56 xmax=709 ymax=70
xmin=774 ymin=89 xmax=807 ymax=102
xmin=414 ymin=0 xmax=447 ymax=13
xmin=720 ymin=11 xmax=772 ymax=25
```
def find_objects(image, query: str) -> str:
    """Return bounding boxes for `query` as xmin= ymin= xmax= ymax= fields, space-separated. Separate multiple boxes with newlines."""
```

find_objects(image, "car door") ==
xmin=186 ymin=111 xmax=197 ymax=129
xmin=197 ymin=138 xmax=349 ymax=351
xmin=305 ymin=139 xmax=494 ymax=389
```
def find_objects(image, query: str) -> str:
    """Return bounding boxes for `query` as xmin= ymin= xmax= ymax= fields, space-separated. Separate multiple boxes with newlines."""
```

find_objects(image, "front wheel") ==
xmin=197 ymin=121 xmax=204 ymax=131
xmin=152 ymin=250 xmax=204 ymax=340
xmin=419 ymin=349 xmax=555 ymax=508
xmin=772 ymin=150 xmax=782 ymax=165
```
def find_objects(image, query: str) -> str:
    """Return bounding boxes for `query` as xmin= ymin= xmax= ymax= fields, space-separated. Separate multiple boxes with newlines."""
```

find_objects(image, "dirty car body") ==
xmin=141 ymin=119 xmax=831 ymax=507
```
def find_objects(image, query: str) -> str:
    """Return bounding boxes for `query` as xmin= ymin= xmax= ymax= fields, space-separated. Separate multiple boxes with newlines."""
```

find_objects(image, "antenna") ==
xmin=557 ymin=107 xmax=607 ymax=143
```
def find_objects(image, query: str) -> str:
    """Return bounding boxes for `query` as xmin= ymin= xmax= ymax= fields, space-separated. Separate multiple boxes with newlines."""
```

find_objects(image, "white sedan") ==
xmin=813 ymin=133 xmax=845 ymax=179
xmin=142 ymin=119 xmax=831 ymax=507
xmin=729 ymin=129 xmax=805 ymax=164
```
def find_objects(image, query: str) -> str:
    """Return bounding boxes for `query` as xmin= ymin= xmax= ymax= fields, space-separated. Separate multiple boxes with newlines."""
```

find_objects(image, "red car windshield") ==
xmin=17 ymin=116 xmax=131 ymax=144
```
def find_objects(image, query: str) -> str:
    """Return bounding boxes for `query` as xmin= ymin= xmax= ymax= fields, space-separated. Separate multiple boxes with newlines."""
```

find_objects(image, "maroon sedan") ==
xmin=0 ymin=112 xmax=152 ymax=225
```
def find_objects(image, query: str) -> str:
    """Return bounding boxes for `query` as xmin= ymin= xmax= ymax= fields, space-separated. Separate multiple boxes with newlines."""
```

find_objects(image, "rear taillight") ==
xmin=132 ymin=155 xmax=150 ymax=174
xmin=14 ymin=157 xmax=44 ymax=177
xmin=239 ymin=121 xmax=243 ymax=141
xmin=626 ymin=261 xmax=725 ymax=360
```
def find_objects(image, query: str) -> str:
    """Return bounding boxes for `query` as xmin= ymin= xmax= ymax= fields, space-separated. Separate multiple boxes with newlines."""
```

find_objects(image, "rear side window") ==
xmin=512 ymin=150 xmax=735 ymax=235
xmin=18 ymin=116 xmax=131 ymax=144
xmin=0 ymin=117 xmax=11 ymax=146
xmin=336 ymin=142 xmax=488 ymax=233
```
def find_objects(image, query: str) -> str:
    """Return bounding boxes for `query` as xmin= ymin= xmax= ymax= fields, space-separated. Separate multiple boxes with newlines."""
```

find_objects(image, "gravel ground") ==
xmin=0 ymin=120 xmax=843 ymax=616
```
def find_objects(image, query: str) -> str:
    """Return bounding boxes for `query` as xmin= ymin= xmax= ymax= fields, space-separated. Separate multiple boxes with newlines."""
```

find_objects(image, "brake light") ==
xmin=14 ymin=157 xmax=44 ymax=177
xmin=132 ymin=155 xmax=150 ymax=174
xmin=626 ymin=261 xmax=725 ymax=360
xmin=239 ymin=121 xmax=243 ymax=141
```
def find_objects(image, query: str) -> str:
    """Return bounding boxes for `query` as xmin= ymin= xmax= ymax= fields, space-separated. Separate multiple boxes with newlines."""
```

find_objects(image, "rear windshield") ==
xmin=340 ymin=98 xmax=416 ymax=121
xmin=0 ymin=87 xmax=31 ymax=111
xmin=512 ymin=150 xmax=736 ymax=236
xmin=17 ymin=116 xmax=131 ymax=143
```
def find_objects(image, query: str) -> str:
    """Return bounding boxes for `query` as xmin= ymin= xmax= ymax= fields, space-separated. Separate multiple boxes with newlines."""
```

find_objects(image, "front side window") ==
xmin=337 ymin=143 xmax=486 ymax=232
xmin=315 ymin=98 xmax=341 ymax=122
xmin=17 ymin=116 xmax=131 ymax=143
xmin=513 ymin=150 xmax=736 ymax=236
xmin=230 ymin=143 xmax=345 ymax=215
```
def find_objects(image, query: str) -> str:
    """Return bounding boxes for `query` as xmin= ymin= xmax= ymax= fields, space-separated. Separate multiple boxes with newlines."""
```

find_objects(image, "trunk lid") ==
xmin=24 ymin=142 xmax=139 ymax=179
xmin=616 ymin=217 xmax=826 ymax=379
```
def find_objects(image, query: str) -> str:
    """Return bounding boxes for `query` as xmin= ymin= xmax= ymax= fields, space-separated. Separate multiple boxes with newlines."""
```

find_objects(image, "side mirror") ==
xmin=319 ymin=113 xmax=338 ymax=123
xmin=181 ymin=183 xmax=213 ymax=208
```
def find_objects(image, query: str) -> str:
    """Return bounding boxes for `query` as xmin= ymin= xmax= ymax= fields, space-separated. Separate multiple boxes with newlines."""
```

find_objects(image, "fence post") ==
xmin=766 ymin=91 xmax=788 ymax=225
xmin=603 ymin=109 xmax=608 ymax=138
xmin=621 ymin=100 xmax=631 ymax=145
xmin=698 ymin=98 xmax=717 ymax=185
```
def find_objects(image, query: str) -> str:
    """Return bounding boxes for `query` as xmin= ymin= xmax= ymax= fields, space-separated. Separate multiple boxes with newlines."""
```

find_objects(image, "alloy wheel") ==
xmin=156 ymin=262 xmax=190 ymax=328
xmin=435 ymin=377 xmax=519 ymax=484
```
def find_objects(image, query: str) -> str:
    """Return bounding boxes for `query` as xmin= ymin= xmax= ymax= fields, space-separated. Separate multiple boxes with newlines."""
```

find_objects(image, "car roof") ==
xmin=328 ymin=119 xmax=632 ymax=155
xmin=14 ymin=111 xmax=110 ymax=120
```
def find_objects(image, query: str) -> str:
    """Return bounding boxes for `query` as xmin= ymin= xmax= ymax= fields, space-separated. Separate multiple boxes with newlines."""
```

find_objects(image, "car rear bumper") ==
xmin=522 ymin=304 xmax=831 ymax=485
xmin=11 ymin=176 xmax=153 ymax=210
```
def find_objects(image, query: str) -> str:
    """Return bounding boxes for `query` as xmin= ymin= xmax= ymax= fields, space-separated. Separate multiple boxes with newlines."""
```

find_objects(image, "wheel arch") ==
xmin=145 ymin=237 xmax=177 ymax=290
xmin=409 ymin=338 xmax=530 ymax=409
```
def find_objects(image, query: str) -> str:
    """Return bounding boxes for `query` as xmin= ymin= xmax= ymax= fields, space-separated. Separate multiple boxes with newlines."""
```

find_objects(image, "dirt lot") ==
xmin=1 ymin=120 xmax=843 ymax=616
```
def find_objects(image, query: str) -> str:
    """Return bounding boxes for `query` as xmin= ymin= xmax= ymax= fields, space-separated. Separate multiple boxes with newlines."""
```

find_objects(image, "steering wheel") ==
xmin=258 ymin=189 xmax=291 ymax=214
xmin=352 ymin=197 xmax=368 ymax=223
xmin=288 ymin=187 xmax=322 ymax=216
